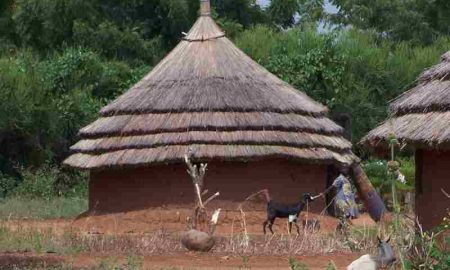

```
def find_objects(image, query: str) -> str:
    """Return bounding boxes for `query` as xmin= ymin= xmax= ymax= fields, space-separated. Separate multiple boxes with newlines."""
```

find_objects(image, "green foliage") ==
xmin=0 ymin=51 xmax=57 ymax=166
xmin=236 ymin=26 xmax=449 ymax=145
xmin=212 ymin=0 xmax=268 ymax=28
xmin=0 ymin=47 xmax=148 ymax=176
xmin=268 ymin=0 xmax=300 ymax=28
xmin=12 ymin=166 xmax=88 ymax=200
xmin=329 ymin=0 xmax=450 ymax=44
xmin=1 ymin=0 xmax=450 ymax=202
xmin=125 ymin=255 xmax=144 ymax=270
xmin=363 ymin=158 xmax=415 ymax=194
xmin=405 ymin=220 xmax=450 ymax=270
xmin=73 ymin=20 xmax=165 ymax=65
xmin=0 ymin=196 xmax=87 ymax=219
xmin=0 ymin=172 xmax=16 ymax=198
xmin=288 ymin=258 xmax=309 ymax=270
xmin=325 ymin=261 xmax=337 ymax=270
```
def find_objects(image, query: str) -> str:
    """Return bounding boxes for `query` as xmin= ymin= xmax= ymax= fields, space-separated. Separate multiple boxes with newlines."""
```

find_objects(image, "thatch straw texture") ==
xmin=65 ymin=145 xmax=356 ymax=169
xmin=362 ymin=51 xmax=450 ymax=149
xmin=64 ymin=9 xmax=356 ymax=170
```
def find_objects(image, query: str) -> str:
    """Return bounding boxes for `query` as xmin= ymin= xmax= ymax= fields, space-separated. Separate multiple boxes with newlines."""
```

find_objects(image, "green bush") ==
xmin=363 ymin=158 xmax=415 ymax=195
xmin=288 ymin=258 xmax=309 ymax=270
xmin=12 ymin=166 xmax=87 ymax=200
xmin=0 ymin=172 xmax=17 ymax=198
xmin=405 ymin=216 xmax=450 ymax=270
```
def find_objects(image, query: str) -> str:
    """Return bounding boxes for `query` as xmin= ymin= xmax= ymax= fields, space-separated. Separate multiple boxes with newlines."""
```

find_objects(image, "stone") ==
xmin=181 ymin=229 xmax=215 ymax=252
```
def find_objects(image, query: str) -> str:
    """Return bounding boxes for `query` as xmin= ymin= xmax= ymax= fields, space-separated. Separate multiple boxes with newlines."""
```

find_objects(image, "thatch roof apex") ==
xmin=64 ymin=3 xmax=356 ymax=170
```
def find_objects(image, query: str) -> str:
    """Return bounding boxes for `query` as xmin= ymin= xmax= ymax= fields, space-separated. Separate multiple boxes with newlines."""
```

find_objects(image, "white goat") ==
xmin=347 ymin=236 xmax=396 ymax=270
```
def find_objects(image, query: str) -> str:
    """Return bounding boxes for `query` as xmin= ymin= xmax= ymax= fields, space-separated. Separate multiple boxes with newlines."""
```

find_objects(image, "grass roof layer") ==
xmin=64 ymin=8 xmax=356 ymax=170
xmin=363 ymin=51 xmax=450 ymax=149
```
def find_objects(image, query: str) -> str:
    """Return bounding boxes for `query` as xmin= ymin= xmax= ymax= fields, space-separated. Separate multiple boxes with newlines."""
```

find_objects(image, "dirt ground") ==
xmin=3 ymin=208 xmax=376 ymax=235
xmin=0 ymin=252 xmax=361 ymax=269
xmin=1 ymin=209 xmax=378 ymax=269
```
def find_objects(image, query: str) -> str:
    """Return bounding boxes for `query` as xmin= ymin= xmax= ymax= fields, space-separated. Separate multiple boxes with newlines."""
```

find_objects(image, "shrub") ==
xmin=405 ymin=216 xmax=450 ymax=270
xmin=0 ymin=172 xmax=17 ymax=198
xmin=288 ymin=258 xmax=309 ymax=270
xmin=12 ymin=166 xmax=87 ymax=200
xmin=363 ymin=158 xmax=414 ymax=194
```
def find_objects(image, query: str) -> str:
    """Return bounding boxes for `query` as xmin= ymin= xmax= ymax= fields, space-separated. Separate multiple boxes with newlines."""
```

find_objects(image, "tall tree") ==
xmin=268 ymin=0 xmax=300 ymax=28
xmin=212 ymin=0 xmax=267 ymax=28
xmin=329 ymin=0 xmax=450 ymax=44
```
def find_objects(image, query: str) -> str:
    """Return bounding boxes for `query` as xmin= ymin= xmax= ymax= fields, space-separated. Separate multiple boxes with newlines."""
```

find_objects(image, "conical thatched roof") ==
xmin=362 ymin=51 xmax=450 ymax=149
xmin=64 ymin=1 xmax=357 ymax=170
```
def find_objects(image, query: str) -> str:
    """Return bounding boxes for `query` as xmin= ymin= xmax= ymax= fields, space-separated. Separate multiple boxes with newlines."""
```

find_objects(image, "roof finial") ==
xmin=200 ymin=0 xmax=211 ymax=16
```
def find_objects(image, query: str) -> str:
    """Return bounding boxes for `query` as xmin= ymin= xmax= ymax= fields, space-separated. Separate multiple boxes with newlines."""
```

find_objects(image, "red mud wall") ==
xmin=89 ymin=159 xmax=327 ymax=214
xmin=416 ymin=150 xmax=450 ymax=230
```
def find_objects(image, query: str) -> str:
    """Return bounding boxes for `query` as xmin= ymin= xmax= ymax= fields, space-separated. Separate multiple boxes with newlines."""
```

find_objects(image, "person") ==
xmin=332 ymin=168 xmax=360 ymax=220
xmin=320 ymin=166 xmax=359 ymax=227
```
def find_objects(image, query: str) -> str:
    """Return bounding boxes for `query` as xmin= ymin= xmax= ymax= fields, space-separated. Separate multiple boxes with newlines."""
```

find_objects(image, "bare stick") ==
xmin=195 ymin=183 xmax=203 ymax=207
xmin=442 ymin=188 xmax=450 ymax=199
xmin=243 ymin=189 xmax=270 ymax=202
xmin=204 ymin=192 xmax=220 ymax=207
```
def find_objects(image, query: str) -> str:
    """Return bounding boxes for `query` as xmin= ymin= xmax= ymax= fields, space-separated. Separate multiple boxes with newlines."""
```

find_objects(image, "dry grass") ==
xmin=0 ymin=220 xmax=377 ymax=257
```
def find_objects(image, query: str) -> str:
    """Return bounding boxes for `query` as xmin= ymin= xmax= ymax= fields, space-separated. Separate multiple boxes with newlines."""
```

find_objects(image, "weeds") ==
xmin=0 ymin=197 xmax=87 ymax=220
xmin=325 ymin=261 xmax=337 ymax=270
xmin=288 ymin=258 xmax=309 ymax=270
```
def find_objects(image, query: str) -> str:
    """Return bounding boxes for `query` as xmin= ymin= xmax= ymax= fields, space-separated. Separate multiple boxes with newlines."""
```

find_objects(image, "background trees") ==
xmin=329 ymin=0 xmax=450 ymax=44
xmin=0 ymin=0 xmax=449 ymax=196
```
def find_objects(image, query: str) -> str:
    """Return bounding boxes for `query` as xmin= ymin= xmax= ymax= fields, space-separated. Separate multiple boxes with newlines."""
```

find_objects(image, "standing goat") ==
xmin=347 ymin=236 xmax=396 ymax=270
xmin=261 ymin=189 xmax=318 ymax=234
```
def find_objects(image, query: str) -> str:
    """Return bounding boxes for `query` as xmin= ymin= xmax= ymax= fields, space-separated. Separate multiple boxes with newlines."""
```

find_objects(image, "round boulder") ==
xmin=181 ymin=230 xmax=215 ymax=252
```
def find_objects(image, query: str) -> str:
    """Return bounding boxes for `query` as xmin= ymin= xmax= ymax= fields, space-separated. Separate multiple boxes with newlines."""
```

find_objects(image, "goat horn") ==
xmin=385 ymin=234 xmax=392 ymax=243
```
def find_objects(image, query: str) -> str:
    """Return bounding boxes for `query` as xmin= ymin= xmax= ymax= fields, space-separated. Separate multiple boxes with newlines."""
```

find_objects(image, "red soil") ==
xmin=0 ymin=210 xmax=379 ymax=269
xmin=0 ymin=252 xmax=361 ymax=270
xmin=3 ymin=208 xmax=376 ymax=236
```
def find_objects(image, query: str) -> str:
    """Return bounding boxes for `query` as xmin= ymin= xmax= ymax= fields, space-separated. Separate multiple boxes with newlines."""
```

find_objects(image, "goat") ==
xmin=261 ymin=189 xmax=317 ymax=234
xmin=347 ymin=236 xmax=396 ymax=270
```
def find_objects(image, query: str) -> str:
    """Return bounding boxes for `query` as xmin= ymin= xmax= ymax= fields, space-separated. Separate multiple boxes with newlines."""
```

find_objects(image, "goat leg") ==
xmin=263 ymin=220 xmax=268 ymax=235
xmin=288 ymin=222 xmax=292 ymax=234
xmin=294 ymin=222 xmax=300 ymax=235
xmin=268 ymin=220 xmax=275 ymax=234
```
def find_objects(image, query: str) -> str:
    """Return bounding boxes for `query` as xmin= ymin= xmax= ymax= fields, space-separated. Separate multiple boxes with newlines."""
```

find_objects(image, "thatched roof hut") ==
xmin=64 ymin=3 xmax=356 ymax=170
xmin=363 ymin=52 xmax=450 ymax=148
xmin=362 ymin=51 xmax=450 ymax=229
xmin=64 ymin=0 xmax=357 ymax=214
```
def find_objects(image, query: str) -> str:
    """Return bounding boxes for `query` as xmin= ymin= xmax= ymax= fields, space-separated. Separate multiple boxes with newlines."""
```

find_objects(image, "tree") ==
xmin=212 ymin=0 xmax=267 ymax=28
xmin=268 ymin=0 xmax=300 ymax=28
xmin=0 ymin=0 xmax=16 ymax=45
xmin=329 ymin=0 xmax=450 ymax=44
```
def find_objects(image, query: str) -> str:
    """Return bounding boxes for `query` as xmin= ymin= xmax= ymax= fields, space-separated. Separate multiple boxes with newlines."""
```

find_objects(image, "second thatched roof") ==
xmin=64 ymin=3 xmax=357 ymax=170
xmin=362 ymin=51 xmax=450 ymax=149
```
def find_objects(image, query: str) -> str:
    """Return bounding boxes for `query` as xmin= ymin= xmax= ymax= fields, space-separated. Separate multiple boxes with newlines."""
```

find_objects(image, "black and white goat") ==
xmin=261 ymin=189 xmax=319 ymax=234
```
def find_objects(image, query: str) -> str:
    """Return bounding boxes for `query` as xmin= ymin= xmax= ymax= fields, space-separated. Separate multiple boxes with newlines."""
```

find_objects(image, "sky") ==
xmin=256 ymin=0 xmax=338 ymax=14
